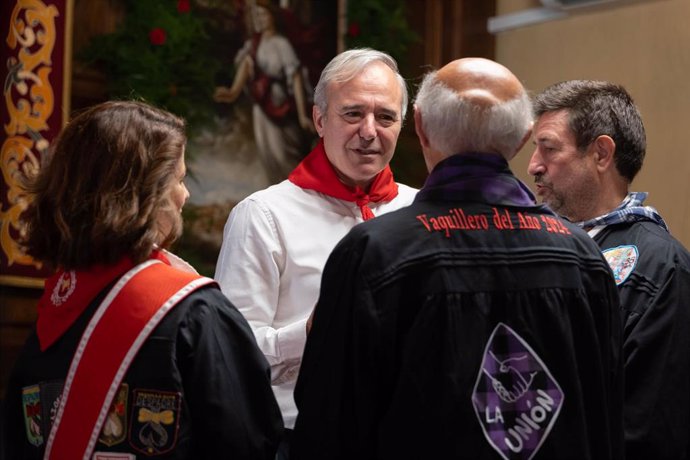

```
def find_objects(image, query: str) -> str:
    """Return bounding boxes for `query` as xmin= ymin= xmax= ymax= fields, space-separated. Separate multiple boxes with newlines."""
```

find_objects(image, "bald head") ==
xmin=414 ymin=57 xmax=532 ymax=168
xmin=436 ymin=58 xmax=526 ymax=108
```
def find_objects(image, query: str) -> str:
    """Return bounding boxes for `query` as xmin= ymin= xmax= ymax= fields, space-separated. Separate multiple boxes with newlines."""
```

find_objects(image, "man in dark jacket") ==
xmin=528 ymin=79 xmax=690 ymax=460
xmin=291 ymin=58 xmax=623 ymax=459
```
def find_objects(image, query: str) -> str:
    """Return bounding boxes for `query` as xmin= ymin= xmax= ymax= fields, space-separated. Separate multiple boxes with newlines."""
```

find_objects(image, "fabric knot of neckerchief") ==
xmin=354 ymin=188 xmax=376 ymax=220
xmin=288 ymin=139 xmax=398 ymax=220
xmin=575 ymin=191 xmax=669 ymax=232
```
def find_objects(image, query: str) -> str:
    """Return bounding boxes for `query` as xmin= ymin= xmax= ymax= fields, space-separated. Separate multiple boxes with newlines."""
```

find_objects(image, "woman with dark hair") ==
xmin=2 ymin=100 xmax=283 ymax=460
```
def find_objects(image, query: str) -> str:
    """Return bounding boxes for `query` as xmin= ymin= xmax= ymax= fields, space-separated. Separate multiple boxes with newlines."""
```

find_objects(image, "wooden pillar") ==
xmin=423 ymin=0 xmax=496 ymax=67
xmin=395 ymin=0 xmax=497 ymax=188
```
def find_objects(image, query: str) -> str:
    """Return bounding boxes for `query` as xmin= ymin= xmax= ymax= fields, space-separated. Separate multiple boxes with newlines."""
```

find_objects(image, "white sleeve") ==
xmin=214 ymin=198 xmax=308 ymax=382
xmin=234 ymin=39 xmax=252 ymax=65
xmin=273 ymin=35 xmax=300 ymax=81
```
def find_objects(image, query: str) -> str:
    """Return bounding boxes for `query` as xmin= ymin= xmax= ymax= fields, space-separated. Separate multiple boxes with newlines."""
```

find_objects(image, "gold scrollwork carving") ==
xmin=2 ymin=0 xmax=58 ymax=271
xmin=1 ymin=136 xmax=40 ymax=267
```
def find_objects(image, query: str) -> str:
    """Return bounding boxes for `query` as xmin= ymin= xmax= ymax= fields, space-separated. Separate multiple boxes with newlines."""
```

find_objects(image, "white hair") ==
xmin=313 ymin=48 xmax=408 ymax=120
xmin=414 ymin=71 xmax=532 ymax=157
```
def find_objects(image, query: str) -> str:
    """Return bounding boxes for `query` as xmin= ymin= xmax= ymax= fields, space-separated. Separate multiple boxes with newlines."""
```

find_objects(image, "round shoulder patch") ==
xmin=50 ymin=271 xmax=77 ymax=306
xmin=602 ymin=245 xmax=639 ymax=285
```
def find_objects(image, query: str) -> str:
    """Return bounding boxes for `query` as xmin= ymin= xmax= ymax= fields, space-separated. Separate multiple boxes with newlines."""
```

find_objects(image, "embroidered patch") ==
xmin=50 ymin=270 xmax=77 ymax=306
xmin=99 ymin=383 xmax=129 ymax=447
xmin=93 ymin=453 xmax=136 ymax=460
xmin=39 ymin=380 xmax=64 ymax=441
xmin=602 ymin=245 xmax=638 ymax=285
xmin=472 ymin=323 xmax=564 ymax=460
xmin=129 ymin=389 xmax=182 ymax=456
xmin=22 ymin=385 xmax=43 ymax=446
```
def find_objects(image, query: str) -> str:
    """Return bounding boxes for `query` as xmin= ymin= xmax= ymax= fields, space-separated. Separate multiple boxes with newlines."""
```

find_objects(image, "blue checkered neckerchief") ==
xmin=576 ymin=192 xmax=669 ymax=232
xmin=415 ymin=152 xmax=545 ymax=210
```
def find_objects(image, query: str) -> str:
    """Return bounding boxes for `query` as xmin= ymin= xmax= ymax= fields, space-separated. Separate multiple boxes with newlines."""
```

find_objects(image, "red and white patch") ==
xmin=50 ymin=271 xmax=77 ymax=306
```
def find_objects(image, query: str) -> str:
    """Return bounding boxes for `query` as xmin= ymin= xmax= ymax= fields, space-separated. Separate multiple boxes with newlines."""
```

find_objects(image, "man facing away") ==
xmin=528 ymin=79 xmax=690 ymax=459
xmin=291 ymin=58 xmax=623 ymax=459
xmin=214 ymin=48 xmax=417 ymax=457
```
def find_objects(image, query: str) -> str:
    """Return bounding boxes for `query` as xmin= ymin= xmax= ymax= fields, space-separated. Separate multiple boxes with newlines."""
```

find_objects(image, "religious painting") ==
xmin=0 ymin=0 xmax=73 ymax=287
xmin=3 ymin=0 xmax=420 ymax=281
xmin=179 ymin=0 xmax=338 ymax=275
xmin=71 ymin=0 xmax=340 ymax=275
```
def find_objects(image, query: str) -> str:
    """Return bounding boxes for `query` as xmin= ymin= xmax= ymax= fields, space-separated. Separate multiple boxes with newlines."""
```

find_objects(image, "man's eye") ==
xmin=377 ymin=114 xmax=397 ymax=125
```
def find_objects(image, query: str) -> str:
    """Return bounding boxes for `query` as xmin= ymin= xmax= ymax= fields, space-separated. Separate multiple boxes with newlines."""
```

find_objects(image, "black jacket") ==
xmin=593 ymin=221 xmax=690 ymax=460
xmin=3 ymin=285 xmax=283 ymax=459
xmin=293 ymin=197 xmax=623 ymax=460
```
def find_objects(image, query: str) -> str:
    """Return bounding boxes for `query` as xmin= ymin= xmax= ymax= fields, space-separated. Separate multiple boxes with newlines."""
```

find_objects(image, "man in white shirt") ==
xmin=214 ymin=48 xmax=417 ymax=458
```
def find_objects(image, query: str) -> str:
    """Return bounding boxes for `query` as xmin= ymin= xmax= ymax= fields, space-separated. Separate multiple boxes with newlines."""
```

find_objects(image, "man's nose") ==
xmin=359 ymin=114 xmax=377 ymax=141
xmin=527 ymin=149 xmax=544 ymax=176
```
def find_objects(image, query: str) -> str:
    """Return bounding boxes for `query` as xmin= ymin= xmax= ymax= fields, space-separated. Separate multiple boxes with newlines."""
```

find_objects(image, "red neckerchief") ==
xmin=288 ymin=140 xmax=399 ymax=220
xmin=36 ymin=251 xmax=169 ymax=351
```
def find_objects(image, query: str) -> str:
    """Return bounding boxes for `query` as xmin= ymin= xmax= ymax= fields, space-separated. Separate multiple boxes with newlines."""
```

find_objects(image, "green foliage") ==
xmin=78 ymin=0 xmax=220 ymax=135
xmin=345 ymin=0 xmax=419 ymax=66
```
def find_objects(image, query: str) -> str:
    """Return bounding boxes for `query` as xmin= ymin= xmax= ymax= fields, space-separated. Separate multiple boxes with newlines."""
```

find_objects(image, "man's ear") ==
xmin=517 ymin=124 xmax=533 ymax=152
xmin=506 ymin=124 xmax=533 ymax=161
xmin=414 ymin=107 xmax=430 ymax=148
xmin=593 ymin=135 xmax=616 ymax=172
xmin=313 ymin=105 xmax=325 ymax=137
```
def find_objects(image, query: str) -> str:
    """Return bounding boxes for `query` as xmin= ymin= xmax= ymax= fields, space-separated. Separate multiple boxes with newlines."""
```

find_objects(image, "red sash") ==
xmin=43 ymin=259 xmax=215 ymax=460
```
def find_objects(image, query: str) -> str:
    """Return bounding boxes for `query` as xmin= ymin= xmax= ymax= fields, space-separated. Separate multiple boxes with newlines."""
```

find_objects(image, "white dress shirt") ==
xmin=214 ymin=179 xmax=417 ymax=428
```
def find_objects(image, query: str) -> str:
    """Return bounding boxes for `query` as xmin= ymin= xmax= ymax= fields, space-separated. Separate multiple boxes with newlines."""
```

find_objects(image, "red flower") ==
xmin=149 ymin=27 xmax=166 ymax=45
xmin=177 ymin=0 xmax=190 ymax=13
xmin=348 ymin=22 xmax=360 ymax=38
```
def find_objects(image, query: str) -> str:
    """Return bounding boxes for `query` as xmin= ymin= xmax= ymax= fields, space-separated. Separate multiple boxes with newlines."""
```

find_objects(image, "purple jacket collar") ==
xmin=415 ymin=152 xmax=544 ymax=210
